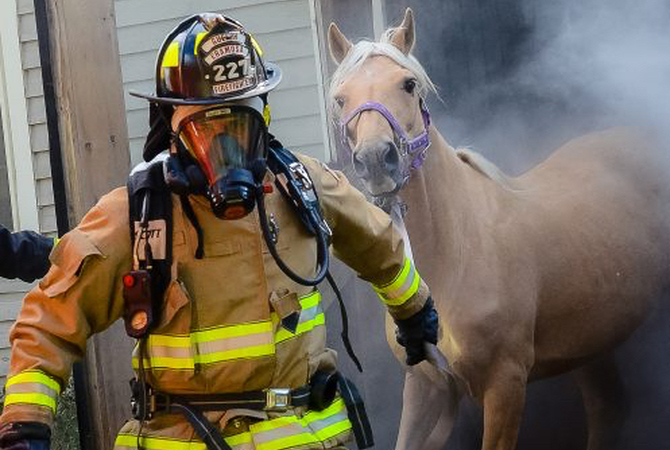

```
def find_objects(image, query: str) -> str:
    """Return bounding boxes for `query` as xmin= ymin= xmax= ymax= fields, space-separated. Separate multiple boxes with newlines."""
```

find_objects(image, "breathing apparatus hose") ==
xmin=256 ymin=188 xmax=329 ymax=286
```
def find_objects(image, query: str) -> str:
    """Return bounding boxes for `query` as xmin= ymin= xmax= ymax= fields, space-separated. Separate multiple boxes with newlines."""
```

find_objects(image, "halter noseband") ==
xmin=340 ymin=99 xmax=432 ymax=175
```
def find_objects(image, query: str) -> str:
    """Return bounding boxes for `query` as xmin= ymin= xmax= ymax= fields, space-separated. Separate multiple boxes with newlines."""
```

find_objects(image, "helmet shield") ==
xmin=175 ymin=105 xmax=268 ymax=185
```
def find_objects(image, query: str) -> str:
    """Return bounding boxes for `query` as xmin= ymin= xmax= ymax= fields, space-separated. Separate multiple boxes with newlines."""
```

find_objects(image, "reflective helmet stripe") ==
xmin=162 ymin=42 xmax=180 ymax=68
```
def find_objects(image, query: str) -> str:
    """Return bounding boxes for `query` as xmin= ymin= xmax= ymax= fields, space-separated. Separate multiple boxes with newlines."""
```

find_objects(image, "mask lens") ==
xmin=177 ymin=105 xmax=267 ymax=185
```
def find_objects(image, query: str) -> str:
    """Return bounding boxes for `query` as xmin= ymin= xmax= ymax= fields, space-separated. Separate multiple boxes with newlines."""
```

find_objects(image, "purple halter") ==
xmin=340 ymin=99 xmax=432 ymax=174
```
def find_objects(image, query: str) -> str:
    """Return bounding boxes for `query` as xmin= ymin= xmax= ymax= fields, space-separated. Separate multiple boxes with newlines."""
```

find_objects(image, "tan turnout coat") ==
xmin=1 ymin=155 xmax=428 ymax=450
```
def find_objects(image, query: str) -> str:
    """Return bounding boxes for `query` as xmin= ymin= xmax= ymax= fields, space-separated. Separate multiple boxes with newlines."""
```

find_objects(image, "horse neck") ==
xmin=399 ymin=127 xmax=483 ymax=271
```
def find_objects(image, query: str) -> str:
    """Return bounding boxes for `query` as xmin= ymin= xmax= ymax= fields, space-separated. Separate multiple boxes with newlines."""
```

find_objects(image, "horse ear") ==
xmin=388 ymin=8 xmax=415 ymax=55
xmin=328 ymin=23 xmax=353 ymax=65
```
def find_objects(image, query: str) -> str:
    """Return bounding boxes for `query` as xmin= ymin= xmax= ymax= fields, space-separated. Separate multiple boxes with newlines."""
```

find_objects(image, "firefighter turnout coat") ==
xmin=0 ymin=155 xmax=430 ymax=450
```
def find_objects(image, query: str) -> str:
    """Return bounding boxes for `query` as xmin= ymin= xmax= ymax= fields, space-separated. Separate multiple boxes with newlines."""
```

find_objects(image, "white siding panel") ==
xmin=16 ymin=8 xmax=55 ymax=234
xmin=33 ymin=150 xmax=51 ymax=180
xmin=29 ymin=123 xmax=49 ymax=152
xmin=27 ymin=96 xmax=46 ymax=125
xmin=39 ymin=205 xmax=57 ymax=234
xmin=115 ymin=0 xmax=306 ymax=30
xmin=18 ymin=12 xmax=37 ymax=43
xmin=270 ymin=86 xmax=321 ymax=120
xmin=36 ymin=179 xmax=54 ymax=206
xmin=20 ymin=40 xmax=40 ymax=69
xmin=17 ymin=0 xmax=33 ymax=15
xmin=129 ymin=138 xmax=145 ymax=166
xmin=0 ymin=347 xmax=10 ymax=382
xmin=270 ymin=115 xmax=323 ymax=148
xmin=23 ymin=66 xmax=43 ymax=98
xmin=116 ymin=1 xmax=310 ymax=56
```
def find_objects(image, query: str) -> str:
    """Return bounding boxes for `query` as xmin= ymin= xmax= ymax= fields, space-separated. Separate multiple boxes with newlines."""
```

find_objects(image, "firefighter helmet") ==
xmin=130 ymin=14 xmax=281 ymax=105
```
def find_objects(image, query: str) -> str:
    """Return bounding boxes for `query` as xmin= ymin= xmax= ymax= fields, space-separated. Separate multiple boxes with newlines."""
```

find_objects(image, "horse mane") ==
xmin=455 ymin=148 xmax=520 ymax=191
xmin=328 ymin=39 xmax=438 ymax=115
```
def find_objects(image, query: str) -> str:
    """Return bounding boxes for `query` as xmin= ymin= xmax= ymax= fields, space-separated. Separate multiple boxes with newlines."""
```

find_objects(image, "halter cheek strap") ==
xmin=340 ymin=99 xmax=432 ymax=172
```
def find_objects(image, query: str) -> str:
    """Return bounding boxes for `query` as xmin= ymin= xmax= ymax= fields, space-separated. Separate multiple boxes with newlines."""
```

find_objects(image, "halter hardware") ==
xmin=340 ymin=98 xmax=432 ymax=178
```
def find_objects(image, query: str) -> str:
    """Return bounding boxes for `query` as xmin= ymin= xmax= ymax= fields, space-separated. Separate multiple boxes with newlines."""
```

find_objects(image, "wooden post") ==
xmin=35 ymin=0 xmax=133 ymax=448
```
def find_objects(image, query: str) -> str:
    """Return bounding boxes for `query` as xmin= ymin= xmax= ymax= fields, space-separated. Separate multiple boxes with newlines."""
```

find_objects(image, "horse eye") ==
xmin=335 ymin=97 xmax=345 ymax=108
xmin=403 ymin=79 xmax=417 ymax=94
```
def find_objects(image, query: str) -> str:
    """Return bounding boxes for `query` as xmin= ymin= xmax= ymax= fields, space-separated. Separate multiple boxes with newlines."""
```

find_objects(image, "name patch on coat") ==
xmin=133 ymin=220 xmax=167 ymax=261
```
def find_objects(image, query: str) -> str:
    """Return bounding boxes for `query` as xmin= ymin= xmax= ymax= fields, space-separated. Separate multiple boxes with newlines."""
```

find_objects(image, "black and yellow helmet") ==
xmin=131 ymin=14 xmax=281 ymax=105
xmin=134 ymin=14 xmax=281 ymax=161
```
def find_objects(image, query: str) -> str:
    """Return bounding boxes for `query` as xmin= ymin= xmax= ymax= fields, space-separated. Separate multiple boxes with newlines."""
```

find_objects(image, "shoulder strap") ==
xmin=126 ymin=152 xmax=174 ymax=333
xmin=267 ymin=139 xmax=331 ymax=239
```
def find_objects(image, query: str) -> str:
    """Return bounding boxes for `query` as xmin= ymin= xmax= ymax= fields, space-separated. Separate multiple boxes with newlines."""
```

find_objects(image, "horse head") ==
xmin=328 ymin=8 xmax=437 ymax=198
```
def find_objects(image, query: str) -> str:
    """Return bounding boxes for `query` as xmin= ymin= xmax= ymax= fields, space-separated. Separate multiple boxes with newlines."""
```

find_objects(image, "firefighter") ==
xmin=0 ymin=224 xmax=54 ymax=283
xmin=0 ymin=14 xmax=438 ymax=450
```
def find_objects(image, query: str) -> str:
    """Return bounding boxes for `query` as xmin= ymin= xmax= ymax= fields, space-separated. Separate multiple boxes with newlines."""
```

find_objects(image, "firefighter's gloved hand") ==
xmin=0 ymin=422 xmax=50 ymax=450
xmin=394 ymin=297 xmax=439 ymax=366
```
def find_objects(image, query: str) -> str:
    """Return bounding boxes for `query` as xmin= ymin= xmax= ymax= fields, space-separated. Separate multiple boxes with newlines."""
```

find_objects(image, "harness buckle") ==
xmin=288 ymin=162 xmax=313 ymax=191
xmin=264 ymin=388 xmax=291 ymax=411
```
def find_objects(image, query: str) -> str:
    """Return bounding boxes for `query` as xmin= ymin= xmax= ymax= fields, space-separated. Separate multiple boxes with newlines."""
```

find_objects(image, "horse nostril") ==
xmin=352 ymin=151 xmax=368 ymax=177
xmin=383 ymin=143 xmax=400 ymax=174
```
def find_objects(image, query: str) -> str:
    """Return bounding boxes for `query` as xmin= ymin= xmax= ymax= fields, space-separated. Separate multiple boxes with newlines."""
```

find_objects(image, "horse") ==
xmin=326 ymin=8 xmax=670 ymax=450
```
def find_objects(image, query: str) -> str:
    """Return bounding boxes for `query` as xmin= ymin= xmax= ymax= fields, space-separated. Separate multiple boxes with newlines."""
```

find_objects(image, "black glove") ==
xmin=0 ymin=422 xmax=50 ymax=450
xmin=394 ymin=297 xmax=439 ymax=366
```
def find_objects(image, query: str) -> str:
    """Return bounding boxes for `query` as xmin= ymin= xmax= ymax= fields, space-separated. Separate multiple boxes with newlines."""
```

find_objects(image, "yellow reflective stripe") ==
xmin=299 ymin=291 xmax=320 ymax=309
xmin=194 ymin=32 xmax=207 ymax=54
xmin=382 ymin=272 xmax=421 ymax=306
xmin=115 ymin=434 xmax=206 ymax=450
xmin=53 ymin=237 xmax=60 ymax=248
xmin=275 ymin=314 xmax=325 ymax=343
xmin=195 ymin=344 xmax=275 ymax=364
xmin=149 ymin=322 xmax=273 ymax=348
xmin=374 ymin=257 xmax=412 ymax=294
xmin=193 ymin=321 xmax=273 ymax=343
xmin=252 ymin=415 xmax=299 ymax=433
xmin=257 ymin=433 xmax=316 ymax=450
xmin=6 ymin=371 xmax=61 ymax=394
xmin=134 ymin=356 xmax=194 ymax=370
xmin=302 ymin=398 xmax=346 ymax=424
xmin=4 ymin=393 xmax=56 ymax=412
xmin=162 ymin=42 xmax=180 ymax=68
xmin=133 ymin=345 xmax=275 ymax=369
xmin=311 ymin=420 xmax=352 ymax=442
xmin=225 ymin=431 xmax=252 ymax=447
xmin=149 ymin=334 xmax=191 ymax=348
xmin=250 ymin=35 xmax=263 ymax=56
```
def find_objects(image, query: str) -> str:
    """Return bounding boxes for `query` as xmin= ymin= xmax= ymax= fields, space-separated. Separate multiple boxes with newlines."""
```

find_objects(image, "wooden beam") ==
xmin=37 ymin=0 xmax=133 ymax=448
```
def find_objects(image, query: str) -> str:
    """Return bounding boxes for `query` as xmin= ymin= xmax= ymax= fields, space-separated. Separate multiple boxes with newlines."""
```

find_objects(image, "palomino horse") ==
xmin=327 ymin=8 xmax=670 ymax=450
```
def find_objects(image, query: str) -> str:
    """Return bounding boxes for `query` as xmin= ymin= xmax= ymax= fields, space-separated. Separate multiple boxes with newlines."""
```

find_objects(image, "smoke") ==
xmin=375 ymin=1 xmax=670 ymax=449
xmin=425 ymin=0 xmax=670 ymax=174
xmin=412 ymin=0 xmax=670 ymax=449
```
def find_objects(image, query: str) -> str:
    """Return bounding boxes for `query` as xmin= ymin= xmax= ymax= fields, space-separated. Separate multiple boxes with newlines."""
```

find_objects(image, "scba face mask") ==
xmin=175 ymin=104 xmax=269 ymax=219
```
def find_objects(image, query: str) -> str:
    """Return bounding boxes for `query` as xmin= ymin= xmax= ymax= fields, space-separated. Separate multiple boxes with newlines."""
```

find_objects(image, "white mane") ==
xmin=328 ymin=35 xmax=438 ymax=115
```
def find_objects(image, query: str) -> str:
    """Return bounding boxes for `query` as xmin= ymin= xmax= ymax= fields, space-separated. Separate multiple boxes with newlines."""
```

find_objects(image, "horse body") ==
xmin=402 ymin=126 xmax=670 ymax=385
xmin=328 ymin=9 xmax=670 ymax=450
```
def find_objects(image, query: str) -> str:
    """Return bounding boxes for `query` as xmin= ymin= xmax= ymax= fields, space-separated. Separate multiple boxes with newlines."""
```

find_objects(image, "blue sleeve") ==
xmin=0 ymin=225 xmax=54 ymax=282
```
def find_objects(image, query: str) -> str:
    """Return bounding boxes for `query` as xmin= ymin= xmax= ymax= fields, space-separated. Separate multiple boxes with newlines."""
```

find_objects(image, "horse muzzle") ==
xmin=352 ymin=140 xmax=404 ymax=196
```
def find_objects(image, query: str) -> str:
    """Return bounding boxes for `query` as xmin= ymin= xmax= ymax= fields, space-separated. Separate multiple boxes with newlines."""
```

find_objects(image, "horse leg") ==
xmin=395 ymin=364 xmax=461 ymax=450
xmin=573 ymin=355 xmax=629 ymax=450
xmin=480 ymin=362 xmax=528 ymax=450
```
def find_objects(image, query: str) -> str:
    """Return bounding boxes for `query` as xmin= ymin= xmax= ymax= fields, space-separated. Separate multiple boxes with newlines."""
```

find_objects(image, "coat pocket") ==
xmin=40 ymin=229 xmax=103 ymax=298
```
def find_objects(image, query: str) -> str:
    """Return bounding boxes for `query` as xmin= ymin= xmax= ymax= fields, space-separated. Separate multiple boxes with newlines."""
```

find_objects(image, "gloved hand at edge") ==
xmin=394 ymin=297 xmax=439 ymax=366
xmin=0 ymin=422 xmax=50 ymax=450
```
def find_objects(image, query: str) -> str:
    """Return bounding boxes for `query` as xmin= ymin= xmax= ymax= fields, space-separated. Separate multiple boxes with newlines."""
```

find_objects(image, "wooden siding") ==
xmin=114 ymin=0 xmax=328 ymax=164
xmin=16 ymin=1 xmax=56 ymax=234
